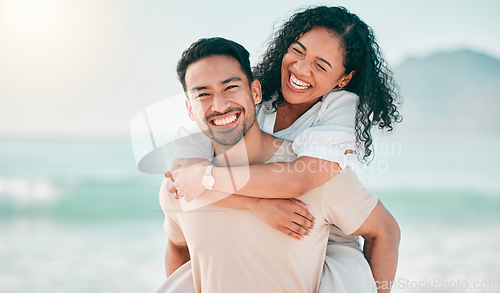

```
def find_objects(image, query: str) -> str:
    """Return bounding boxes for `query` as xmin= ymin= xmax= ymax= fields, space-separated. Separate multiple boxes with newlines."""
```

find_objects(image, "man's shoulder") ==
xmin=265 ymin=140 xmax=297 ymax=163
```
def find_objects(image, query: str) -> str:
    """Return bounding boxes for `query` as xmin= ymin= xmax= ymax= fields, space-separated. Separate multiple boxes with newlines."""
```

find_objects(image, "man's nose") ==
xmin=211 ymin=92 xmax=231 ymax=112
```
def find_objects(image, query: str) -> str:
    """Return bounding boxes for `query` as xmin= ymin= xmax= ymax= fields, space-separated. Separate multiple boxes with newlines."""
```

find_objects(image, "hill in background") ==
xmin=394 ymin=50 xmax=500 ymax=136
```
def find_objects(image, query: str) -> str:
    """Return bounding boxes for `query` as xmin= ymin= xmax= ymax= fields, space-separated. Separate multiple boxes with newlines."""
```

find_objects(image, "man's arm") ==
xmin=353 ymin=200 xmax=400 ymax=293
xmin=165 ymin=240 xmax=190 ymax=277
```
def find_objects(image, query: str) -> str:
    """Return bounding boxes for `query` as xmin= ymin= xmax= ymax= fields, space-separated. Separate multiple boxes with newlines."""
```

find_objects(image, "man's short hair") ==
xmin=176 ymin=37 xmax=253 ymax=92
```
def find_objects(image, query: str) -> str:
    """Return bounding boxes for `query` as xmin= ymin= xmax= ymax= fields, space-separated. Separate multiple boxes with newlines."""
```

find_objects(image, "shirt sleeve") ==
xmin=292 ymin=90 xmax=358 ymax=170
xmin=159 ymin=179 xmax=186 ymax=243
xmin=174 ymin=124 xmax=214 ymax=161
xmin=320 ymin=167 xmax=378 ymax=235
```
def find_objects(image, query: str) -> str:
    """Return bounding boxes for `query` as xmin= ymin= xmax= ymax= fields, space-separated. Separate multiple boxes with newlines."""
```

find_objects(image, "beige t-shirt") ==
xmin=160 ymin=141 xmax=378 ymax=293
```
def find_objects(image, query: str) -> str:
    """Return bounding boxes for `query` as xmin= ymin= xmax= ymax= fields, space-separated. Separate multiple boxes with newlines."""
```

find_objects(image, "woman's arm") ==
xmin=172 ymin=156 xmax=341 ymax=200
xmin=165 ymin=174 xmax=316 ymax=239
xmin=213 ymin=156 xmax=341 ymax=197
xmin=216 ymin=195 xmax=316 ymax=240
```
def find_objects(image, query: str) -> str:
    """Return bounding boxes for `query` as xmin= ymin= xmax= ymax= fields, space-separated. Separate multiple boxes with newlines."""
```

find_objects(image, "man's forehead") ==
xmin=185 ymin=55 xmax=247 ymax=90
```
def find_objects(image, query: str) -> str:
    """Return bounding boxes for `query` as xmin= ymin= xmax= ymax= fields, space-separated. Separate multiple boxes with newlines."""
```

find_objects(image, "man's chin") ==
xmin=211 ymin=132 xmax=244 ymax=146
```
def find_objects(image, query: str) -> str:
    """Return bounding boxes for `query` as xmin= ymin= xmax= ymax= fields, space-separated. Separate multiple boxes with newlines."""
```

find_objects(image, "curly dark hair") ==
xmin=253 ymin=6 xmax=402 ymax=160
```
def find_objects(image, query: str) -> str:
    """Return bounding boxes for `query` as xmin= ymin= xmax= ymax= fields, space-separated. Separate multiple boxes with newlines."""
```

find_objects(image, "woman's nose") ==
xmin=292 ymin=59 xmax=311 ymax=77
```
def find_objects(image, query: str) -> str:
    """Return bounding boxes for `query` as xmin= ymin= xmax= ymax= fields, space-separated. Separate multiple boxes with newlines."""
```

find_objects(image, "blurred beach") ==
xmin=1 ymin=0 xmax=500 ymax=292
xmin=1 ymin=137 xmax=499 ymax=292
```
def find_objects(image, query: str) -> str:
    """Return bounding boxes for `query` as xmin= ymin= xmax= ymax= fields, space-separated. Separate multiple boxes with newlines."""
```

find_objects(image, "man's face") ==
xmin=184 ymin=55 xmax=262 ymax=146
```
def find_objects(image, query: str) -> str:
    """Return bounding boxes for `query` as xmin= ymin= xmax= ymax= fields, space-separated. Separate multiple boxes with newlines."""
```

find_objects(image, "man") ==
xmin=159 ymin=37 xmax=399 ymax=293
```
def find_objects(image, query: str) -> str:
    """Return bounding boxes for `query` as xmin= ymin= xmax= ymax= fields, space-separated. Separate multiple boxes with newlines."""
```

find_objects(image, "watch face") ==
xmin=202 ymin=175 xmax=215 ymax=189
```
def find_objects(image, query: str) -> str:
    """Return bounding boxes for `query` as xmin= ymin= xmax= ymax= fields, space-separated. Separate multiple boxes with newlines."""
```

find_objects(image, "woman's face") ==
xmin=280 ymin=26 xmax=352 ymax=107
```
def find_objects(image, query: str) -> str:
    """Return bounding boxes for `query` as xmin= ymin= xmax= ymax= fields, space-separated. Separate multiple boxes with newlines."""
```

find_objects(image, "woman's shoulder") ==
xmin=322 ymin=90 xmax=359 ymax=106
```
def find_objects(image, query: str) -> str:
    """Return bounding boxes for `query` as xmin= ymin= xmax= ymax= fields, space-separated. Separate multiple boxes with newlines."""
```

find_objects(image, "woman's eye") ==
xmin=292 ymin=48 xmax=303 ymax=55
xmin=316 ymin=63 xmax=327 ymax=72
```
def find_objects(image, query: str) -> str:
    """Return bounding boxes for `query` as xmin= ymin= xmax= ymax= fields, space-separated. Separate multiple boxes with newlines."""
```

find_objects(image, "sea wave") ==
xmin=0 ymin=177 xmax=162 ymax=221
xmin=0 ymin=177 xmax=60 ymax=205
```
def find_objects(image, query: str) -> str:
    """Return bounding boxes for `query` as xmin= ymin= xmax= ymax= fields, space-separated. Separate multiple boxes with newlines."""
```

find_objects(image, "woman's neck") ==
xmin=273 ymin=100 xmax=318 ymax=133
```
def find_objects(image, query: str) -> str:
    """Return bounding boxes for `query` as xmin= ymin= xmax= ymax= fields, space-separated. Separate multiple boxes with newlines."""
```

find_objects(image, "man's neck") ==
xmin=212 ymin=125 xmax=281 ymax=167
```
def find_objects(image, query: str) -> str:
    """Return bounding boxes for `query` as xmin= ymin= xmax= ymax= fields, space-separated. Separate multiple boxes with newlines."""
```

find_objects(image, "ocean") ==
xmin=1 ymin=137 xmax=499 ymax=292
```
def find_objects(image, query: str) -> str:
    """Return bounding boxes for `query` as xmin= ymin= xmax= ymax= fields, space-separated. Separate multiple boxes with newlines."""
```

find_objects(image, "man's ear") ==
xmin=338 ymin=70 xmax=356 ymax=88
xmin=185 ymin=99 xmax=195 ymax=121
xmin=250 ymin=80 xmax=262 ymax=105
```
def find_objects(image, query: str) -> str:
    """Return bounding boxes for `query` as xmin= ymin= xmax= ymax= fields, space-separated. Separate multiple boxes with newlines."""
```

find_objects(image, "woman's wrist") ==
xmin=212 ymin=166 xmax=236 ymax=194
xmin=246 ymin=197 xmax=262 ymax=212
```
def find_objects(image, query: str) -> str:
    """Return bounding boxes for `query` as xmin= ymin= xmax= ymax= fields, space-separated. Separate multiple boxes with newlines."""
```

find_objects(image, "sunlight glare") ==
xmin=1 ymin=0 xmax=61 ymax=40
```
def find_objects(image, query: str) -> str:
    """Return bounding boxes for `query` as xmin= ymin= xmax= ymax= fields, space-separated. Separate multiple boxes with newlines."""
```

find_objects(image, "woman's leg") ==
xmin=319 ymin=225 xmax=377 ymax=293
xmin=156 ymin=261 xmax=195 ymax=293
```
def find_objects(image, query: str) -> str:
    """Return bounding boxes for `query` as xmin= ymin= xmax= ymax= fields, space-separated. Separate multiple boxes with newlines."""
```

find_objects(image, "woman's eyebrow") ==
xmin=316 ymin=57 xmax=332 ymax=69
xmin=295 ymin=41 xmax=307 ymax=52
xmin=295 ymin=41 xmax=332 ymax=69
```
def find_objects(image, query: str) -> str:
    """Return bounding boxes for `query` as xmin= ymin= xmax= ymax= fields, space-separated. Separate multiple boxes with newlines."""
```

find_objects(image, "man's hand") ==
xmin=167 ymin=158 xmax=212 ymax=201
xmin=250 ymin=198 xmax=316 ymax=240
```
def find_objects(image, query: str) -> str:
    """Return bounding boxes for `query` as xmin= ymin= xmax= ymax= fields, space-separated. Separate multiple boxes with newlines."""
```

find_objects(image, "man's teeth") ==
xmin=290 ymin=74 xmax=311 ymax=90
xmin=212 ymin=114 xmax=237 ymax=126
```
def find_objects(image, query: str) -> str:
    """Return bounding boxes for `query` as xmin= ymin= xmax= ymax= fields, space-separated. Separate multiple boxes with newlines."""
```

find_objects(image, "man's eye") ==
xmin=225 ymin=85 xmax=238 ymax=91
xmin=197 ymin=93 xmax=210 ymax=99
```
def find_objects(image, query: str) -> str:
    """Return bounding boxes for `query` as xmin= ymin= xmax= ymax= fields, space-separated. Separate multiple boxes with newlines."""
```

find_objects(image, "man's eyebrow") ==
xmin=221 ymin=77 xmax=242 ymax=84
xmin=190 ymin=85 xmax=209 ymax=93
xmin=188 ymin=77 xmax=242 ymax=93
xmin=295 ymin=41 xmax=332 ymax=69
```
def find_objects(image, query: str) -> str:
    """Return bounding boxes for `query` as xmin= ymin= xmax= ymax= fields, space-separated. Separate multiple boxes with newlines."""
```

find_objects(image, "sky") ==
xmin=1 ymin=0 xmax=499 ymax=139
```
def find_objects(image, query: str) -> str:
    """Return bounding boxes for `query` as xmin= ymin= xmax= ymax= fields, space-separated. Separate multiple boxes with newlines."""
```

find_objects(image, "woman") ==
xmin=166 ymin=6 xmax=401 ymax=293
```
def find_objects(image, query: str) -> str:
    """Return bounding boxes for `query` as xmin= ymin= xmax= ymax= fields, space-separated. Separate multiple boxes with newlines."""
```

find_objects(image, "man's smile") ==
xmin=207 ymin=111 xmax=241 ymax=128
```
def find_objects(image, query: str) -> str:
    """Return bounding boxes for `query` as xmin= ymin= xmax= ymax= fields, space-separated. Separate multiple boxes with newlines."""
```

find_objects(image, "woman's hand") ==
xmin=250 ymin=198 xmax=316 ymax=240
xmin=169 ymin=158 xmax=212 ymax=202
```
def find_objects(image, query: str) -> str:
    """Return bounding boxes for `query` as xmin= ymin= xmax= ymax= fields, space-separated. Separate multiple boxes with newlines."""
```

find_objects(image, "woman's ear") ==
xmin=250 ymin=80 xmax=262 ymax=105
xmin=338 ymin=70 xmax=356 ymax=88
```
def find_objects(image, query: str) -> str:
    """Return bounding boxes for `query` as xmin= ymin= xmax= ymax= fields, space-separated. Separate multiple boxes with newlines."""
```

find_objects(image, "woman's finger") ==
xmin=282 ymin=225 xmax=306 ymax=240
xmin=291 ymin=199 xmax=310 ymax=210
xmin=273 ymin=225 xmax=304 ymax=240
xmin=290 ymin=201 xmax=316 ymax=228
xmin=167 ymin=180 xmax=177 ymax=194
xmin=290 ymin=212 xmax=315 ymax=230
xmin=165 ymin=171 xmax=174 ymax=180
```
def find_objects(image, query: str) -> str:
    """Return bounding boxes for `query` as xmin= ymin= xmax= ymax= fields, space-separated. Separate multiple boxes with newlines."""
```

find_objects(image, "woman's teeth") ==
xmin=290 ymin=73 xmax=311 ymax=90
xmin=212 ymin=114 xmax=237 ymax=126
